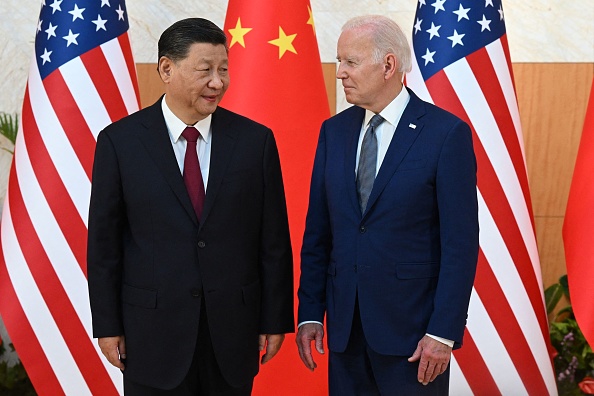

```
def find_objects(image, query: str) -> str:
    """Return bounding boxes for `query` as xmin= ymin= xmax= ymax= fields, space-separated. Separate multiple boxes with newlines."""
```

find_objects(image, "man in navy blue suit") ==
xmin=296 ymin=15 xmax=479 ymax=395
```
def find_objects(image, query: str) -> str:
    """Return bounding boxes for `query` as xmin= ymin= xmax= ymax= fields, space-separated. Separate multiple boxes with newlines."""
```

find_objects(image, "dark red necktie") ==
xmin=182 ymin=126 xmax=205 ymax=219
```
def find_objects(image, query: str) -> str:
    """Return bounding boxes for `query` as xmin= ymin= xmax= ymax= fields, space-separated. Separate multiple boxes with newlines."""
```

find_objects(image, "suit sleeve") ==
xmin=258 ymin=130 xmax=295 ymax=334
xmin=87 ymin=130 xmax=125 ymax=338
xmin=297 ymin=122 xmax=332 ymax=324
xmin=427 ymin=119 xmax=479 ymax=348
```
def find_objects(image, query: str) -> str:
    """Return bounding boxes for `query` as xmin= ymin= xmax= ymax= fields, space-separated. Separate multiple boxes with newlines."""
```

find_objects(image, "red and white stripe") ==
xmin=407 ymin=35 xmax=557 ymax=395
xmin=0 ymin=33 xmax=139 ymax=396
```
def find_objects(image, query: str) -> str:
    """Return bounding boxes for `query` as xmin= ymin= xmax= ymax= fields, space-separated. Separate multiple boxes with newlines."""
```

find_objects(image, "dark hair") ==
xmin=158 ymin=18 xmax=228 ymax=62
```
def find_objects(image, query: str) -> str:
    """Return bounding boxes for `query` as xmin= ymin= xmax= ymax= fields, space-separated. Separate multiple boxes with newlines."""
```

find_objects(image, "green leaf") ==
xmin=559 ymin=274 xmax=570 ymax=301
xmin=0 ymin=112 xmax=18 ymax=149
xmin=545 ymin=283 xmax=563 ymax=314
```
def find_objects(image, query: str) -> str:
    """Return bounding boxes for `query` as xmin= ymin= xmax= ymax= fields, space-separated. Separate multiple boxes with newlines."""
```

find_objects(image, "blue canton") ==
xmin=413 ymin=0 xmax=506 ymax=81
xmin=35 ymin=0 xmax=129 ymax=79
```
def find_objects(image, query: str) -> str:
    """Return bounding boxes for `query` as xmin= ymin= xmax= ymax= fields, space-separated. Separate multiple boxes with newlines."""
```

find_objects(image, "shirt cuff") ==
xmin=426 ymin=333 xmax=454 ymax=348
xmin=298 ymin=321 xmax=323 ymax=328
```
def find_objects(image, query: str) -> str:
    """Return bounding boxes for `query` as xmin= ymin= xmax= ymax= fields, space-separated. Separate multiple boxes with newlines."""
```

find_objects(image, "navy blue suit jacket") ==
xmin=298 ymin=88 xmax=479 ymax=355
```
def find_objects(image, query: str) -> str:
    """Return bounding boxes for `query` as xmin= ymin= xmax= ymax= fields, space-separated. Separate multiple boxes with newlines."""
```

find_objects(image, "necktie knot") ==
xmin=182 ymin=126 xmax=200 ymax=143
xmin=368 ymin=114 xmax=384 ymax=130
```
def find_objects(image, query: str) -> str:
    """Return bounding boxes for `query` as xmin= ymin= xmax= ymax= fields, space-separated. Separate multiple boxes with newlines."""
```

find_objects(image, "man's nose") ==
xmin=336 ymin=63 xmax=346 ymax=79
xmin=209 ymin=73 xmax=224 ymax=89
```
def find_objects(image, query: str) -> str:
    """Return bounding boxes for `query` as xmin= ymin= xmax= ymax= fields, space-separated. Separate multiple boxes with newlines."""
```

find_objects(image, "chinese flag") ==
xmin=563 ymin=78 xmax=594 ymax=348
xmin=221 ymin=1 xmax=330 ymax=395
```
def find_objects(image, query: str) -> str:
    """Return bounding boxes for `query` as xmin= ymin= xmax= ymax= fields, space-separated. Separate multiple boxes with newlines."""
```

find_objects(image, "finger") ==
xmin=423 ymin=363 xmax=436 ymax=385
xmin=315 ymin=332 xmax=325 ymax=355
xmin=261 ymin=335 xmax=284 ymax=364
xmin=108 ymin=350 xmax=125 ymax=370
xmin=259 ymin=334 xmax=266 ymax=351
xmin=296 ymin=333 xmax=316 ymax=370
xmin=408 ymin=345 xmax=422 ymax=362
xmin=417 ymin=357 xmax=428 ymax=383
xmin=429 ymin=364 xmax=442 ymax=383
xmin=118 ymin=337 xmax=127 ymax=360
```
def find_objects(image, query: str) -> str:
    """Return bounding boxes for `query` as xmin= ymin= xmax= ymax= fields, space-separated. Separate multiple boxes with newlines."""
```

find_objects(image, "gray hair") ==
xmin=342 ymin=15 xmax=412 ymax=73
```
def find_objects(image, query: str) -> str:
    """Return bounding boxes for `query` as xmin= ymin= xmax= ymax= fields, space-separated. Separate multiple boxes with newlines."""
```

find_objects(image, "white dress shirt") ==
xmin=161 ymin=96 xmax=212 ymax=191
xmin=355 ymin=85 xmax=410 ymax=175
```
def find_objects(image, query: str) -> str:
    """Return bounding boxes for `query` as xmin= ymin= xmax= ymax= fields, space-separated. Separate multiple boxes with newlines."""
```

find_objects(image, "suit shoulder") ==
xmin=320 ymin=106 xmax=364 ymax=132
xmin=99 ymin=103 xmax=158 ymax=139
xmin=215 ymin=107 xmax=272 ymax=135
xmin=414 ymin=97 xmax=468 ymax=131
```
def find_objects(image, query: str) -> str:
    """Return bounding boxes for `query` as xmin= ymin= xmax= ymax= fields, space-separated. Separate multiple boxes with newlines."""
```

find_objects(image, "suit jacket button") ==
xmin=359 ymin=226 xmax=366 ymax=233
xmin=198 ymin=241 xmax=206 ymax=248
xmin=190 ymin=288 xmax=202 ymax=298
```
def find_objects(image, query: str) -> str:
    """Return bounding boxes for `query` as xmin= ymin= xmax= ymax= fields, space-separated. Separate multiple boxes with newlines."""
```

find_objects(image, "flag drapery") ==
xmin=222 ymin=1 xmax=330 ymax=394
xmin=407 ymin=0 xmax=557 ymax=394
xmin=563 ymin=78 xmax=594 ymax=349
xmin=0 ymin=0 xmax=139 ymax=394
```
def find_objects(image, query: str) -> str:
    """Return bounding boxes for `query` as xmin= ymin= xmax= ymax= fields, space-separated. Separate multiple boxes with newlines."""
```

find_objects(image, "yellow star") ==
xmin=268 ymin=26 xmax=297 ymax=59
xmin=228 ymin=17 xmax=252 ymax=48
xmin=307 ymin=5 xmax=316 ymax=35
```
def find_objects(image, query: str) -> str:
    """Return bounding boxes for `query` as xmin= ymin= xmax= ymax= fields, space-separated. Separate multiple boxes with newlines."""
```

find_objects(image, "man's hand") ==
xmin=295 ymin=323 xmax=325 ymax=371
xmin=259 ymin=334 xmax=285 ymax=364
xmin=408 ymin=335 xmax=452 ymax=385
xmin=98 ymin=336 xmax=126 ymax=371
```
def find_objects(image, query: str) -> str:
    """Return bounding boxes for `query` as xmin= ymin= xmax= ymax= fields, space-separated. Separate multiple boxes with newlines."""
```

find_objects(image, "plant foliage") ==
xmin=0 ymin=338 xmax=36 ymax=395
xmin=546 ymin=275 xmax=594 ymax=395
xmin=0 ymin=112 xmax=18 ymax=153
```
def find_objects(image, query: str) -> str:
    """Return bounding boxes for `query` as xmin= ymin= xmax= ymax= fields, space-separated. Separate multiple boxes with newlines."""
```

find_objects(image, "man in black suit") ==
xmin=87 ymin=18 xmax=294 ymax=395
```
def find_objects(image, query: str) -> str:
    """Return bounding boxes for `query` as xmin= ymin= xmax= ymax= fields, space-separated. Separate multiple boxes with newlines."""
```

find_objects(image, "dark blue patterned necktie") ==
xmin=356 ymin=114 xmax=384 ymax=213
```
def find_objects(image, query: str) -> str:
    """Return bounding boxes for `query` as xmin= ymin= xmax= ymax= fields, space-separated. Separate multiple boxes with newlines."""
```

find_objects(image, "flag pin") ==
xmin=409 ymin=123 xmax=417 ymax=129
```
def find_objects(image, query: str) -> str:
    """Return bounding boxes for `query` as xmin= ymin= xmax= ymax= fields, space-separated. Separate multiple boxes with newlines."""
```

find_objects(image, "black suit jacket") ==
xmin=88 ymin=98 xmax=294 ymax=389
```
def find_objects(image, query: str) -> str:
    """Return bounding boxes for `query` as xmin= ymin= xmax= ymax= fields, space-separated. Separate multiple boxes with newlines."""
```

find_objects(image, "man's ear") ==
xmin=158 ymin=57 xmax=173 ymax=83
xmin=384 ymin=53 xmax=398 ymax=80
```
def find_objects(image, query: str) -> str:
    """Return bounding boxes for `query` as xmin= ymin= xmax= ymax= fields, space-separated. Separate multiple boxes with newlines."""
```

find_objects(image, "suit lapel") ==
xmin=364 ymin=90 xmax=425 ymax=217
xmin=344 ymin=106 xmax=366 ymax=215
xmin=137 ymin=98 xmax=198 ymax=224
xmin=199 ymin=107 xmax=237 ymax=229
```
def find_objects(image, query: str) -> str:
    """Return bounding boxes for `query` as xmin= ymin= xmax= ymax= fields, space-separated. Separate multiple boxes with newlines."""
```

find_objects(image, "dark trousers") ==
xmin=329 ymin=301 xmax=449 ymax=396
xmin=124 ymin=301 xmax=253 ymax=396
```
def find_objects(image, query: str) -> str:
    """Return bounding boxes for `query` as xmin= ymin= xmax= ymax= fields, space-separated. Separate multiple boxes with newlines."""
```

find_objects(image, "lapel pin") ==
xmin=409 ymin=123 xmax=417 ymax=129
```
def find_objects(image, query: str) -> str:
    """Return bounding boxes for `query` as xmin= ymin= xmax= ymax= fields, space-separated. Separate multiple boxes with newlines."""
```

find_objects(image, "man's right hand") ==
xmin=98 ymin=336 xmax=126 ymax=371
xmin=295 ymin=323 xmax=325 ymax=371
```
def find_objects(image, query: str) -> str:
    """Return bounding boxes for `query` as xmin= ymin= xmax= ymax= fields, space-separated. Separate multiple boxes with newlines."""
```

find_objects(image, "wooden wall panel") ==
xmin=515 ymin=63 xmax=593 ymax=217
xmin=514 ymin=63 xmax=593 ymax=288
xmin=135 ymin=62 xmax=594 ymax=289
xmin=137 ymin=63 xmax=164 ymax=108
xmin=322 ymin=63 xmax=337 ymax=115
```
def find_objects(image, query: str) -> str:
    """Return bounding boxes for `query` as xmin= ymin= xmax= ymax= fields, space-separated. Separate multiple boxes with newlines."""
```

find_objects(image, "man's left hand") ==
xmin=408 ymin=335 xmax=452 ymax=385
xmin=259 ymin=334 xmax=285 ymax=364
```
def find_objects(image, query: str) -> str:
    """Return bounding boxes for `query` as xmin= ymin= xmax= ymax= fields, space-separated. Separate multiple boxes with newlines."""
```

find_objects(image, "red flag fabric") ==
xmin=407 ymin=0 xmax=557 ymax=394
xmin=222 ymin=1 xmax=330 ymax=394
xmin=563 ymin=78 xmax=594 ymax=349
xmin=0 ymin=1 xmax=139 ymax=394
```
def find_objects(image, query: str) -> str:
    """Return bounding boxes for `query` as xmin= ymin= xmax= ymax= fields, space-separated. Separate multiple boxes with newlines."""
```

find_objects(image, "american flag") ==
xmin=0 ymin=0 xmax=139 ymax=394
xmin=406 ymin=0 xmax=557 ymax=394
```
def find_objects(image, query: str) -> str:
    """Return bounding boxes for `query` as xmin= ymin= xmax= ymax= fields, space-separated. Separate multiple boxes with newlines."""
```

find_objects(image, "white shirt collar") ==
xmin=363 ymin=85 xmax=410 ymax=128
xmin=161 ymin=95 xmax=213 ymax=143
